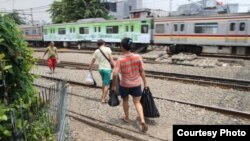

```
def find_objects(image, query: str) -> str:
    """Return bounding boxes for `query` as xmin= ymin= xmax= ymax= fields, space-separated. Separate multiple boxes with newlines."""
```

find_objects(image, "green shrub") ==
xmin=0 ymin=14 xmax=55 ymax=141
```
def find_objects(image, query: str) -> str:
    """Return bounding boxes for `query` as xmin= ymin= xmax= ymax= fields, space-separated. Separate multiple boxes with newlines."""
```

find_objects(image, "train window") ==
xmin=131 ymin=25 xmax=134 ymax=32
xmin=194 ymin=23 xmax=218 ymax=34
xmin=141 ymin=25 xmax=148 ymax=33
xmin=106 ymin=26 xmax=119 ymax=34
xmin=79 ymin=27 xmax=89 ymax=34
xmin=180 ymin=24 xmax=185 ymax=32
xmin=94 ymin=27 xmax=97 ymax=32
xmin=155 ymin=24 xmax=165 ymax=33
xmin=73 ymin=28 xmax=75 ymax=33
xmin=32 ymin=29 xmax=37 ymax=34
xmin=239 ymin=22 xmax=245 ymax=31
xmin=70 ymin=28 xmax=72 ymax=33
xmin=58 ymin=28 xmax=66 ymax=35
xmin=25 ymin=29 xmax=29 ymax=35
xmin=98 ymin=27 xmax=101 ymax=32
xmin=230 ymin=23 xmax=235 ymax=31
xmin=174 ymin=24 xmax=178 ymax=31
xmin=44 ymin=29 xmax=47 ymax=35
xmin=126 ymin=26 xmax=129 ymax=32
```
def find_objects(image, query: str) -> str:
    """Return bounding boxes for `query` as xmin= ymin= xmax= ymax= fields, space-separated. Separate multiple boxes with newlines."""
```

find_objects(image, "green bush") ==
xmin=0 ymin=15 xmax=55 ymax=141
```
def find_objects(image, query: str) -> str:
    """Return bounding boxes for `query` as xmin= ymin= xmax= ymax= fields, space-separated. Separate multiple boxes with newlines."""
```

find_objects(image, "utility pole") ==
xmin=12 ymin=0 xmax=15 ymax=12
xmin=169 ymin=0 xmax=172 ymax=16
xmin=30 ymin=8 xmax=34 ymax=25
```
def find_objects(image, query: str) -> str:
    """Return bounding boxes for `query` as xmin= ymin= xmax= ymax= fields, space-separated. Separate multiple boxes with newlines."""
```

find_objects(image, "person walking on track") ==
xmin=89 ymin=39 xmax=115 ymax=103
xmin=112 ymin=37 xmax=148 ymax=132
xmin=42 ymin=41 xmax=59 ymax=74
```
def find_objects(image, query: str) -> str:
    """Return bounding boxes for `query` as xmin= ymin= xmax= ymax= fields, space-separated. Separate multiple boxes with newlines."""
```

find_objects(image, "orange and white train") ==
xmin=153 ymin=13 xmax=250 ymax=55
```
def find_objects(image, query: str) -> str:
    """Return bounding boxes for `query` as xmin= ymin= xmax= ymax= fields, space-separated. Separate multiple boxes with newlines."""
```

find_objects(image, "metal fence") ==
xmin=9 ymin=81 xmax=70 ymax=141
xmin=38 ymin=80 xmax=70 ymax=141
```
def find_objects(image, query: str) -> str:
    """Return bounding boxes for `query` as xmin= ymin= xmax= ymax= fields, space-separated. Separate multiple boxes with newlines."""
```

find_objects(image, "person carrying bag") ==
xmin=98 ymin=45 xmax=120 ymax=95
xmin=112 ymin=38 xmax=148 ymax=132
xmin=89 ymin=39 xmax=115 ymax=103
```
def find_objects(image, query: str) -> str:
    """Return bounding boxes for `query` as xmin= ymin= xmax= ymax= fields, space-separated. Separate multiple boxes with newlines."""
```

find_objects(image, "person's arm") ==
xmin=139 ymin=56 xmax=147 ymax=88
xmin=55 ymin=47 xmax=59 ymax=59
xmin=89 ymin=58 xmax=96 ymax=72
xmin=42 ymin=48 xmax=48 ymax=58
xmin=112 ymin=60 xmax=120 ymax=91
xmin=140 ymin=70 xmax=147 ymax=88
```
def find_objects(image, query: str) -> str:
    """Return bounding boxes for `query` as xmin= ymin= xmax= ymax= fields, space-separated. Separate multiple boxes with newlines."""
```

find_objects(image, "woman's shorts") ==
xmin=119 ymin=85 xmax=142 ymax=99
xmin=99 ymin=69 xmax=112 ymax=86
xmin=48 ymin=57 xmax=57 ymax=68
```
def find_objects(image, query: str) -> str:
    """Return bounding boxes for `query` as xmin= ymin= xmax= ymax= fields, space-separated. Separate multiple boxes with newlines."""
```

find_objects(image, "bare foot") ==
xmin=120 ymin=117 xmax=130 ymax=124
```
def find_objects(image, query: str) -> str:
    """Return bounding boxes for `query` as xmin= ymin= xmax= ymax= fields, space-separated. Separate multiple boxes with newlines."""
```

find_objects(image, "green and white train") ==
xmin=43 ymin=18 xmax=152 ymax=51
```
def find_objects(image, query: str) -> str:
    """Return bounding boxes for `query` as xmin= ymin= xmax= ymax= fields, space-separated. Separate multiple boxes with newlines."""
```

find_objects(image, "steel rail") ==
xmin=34 ymin=83 xmax=165 ymax=141
xmin=33 ymin=78 xmax=250 ymax=119
xmin=36 ymin=59 xmax=250 ymax=91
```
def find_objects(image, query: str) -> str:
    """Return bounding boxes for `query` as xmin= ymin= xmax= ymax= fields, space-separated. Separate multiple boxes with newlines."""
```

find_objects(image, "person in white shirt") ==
xmin=89 ymin=39 xmax=114 ymax=103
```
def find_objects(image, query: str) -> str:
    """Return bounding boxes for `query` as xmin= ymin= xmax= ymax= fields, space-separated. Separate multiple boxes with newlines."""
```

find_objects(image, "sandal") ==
xmin=141 ymin=122 xmax=148 ymax=132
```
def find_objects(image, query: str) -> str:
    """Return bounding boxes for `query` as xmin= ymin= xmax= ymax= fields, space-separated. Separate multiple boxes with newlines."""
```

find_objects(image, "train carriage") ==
xmin=43 ymin=18 xmax=152 ymax=51
xmin=19 ymin=25 xmax=44 ymax=46
xmin=154 ymin=13 xmax=250 ymax=55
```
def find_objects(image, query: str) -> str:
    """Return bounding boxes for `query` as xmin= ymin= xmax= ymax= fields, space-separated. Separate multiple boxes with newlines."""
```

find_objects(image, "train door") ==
xmin=226 ymin=21 xmax=237 ymax=43
xmin=124 ymin=25 xmax=130 ymax=37
xmin=93 ymin=26 xmax=101 ymax=41
xmin=179 ymin=23 xmax=187 ymax=42
xmin=236 ymin=21 xmax=248 ymax=43
xmin=171 ymin=23 xmax=186 ymax=42
xmin=69 ymin=27 xmax=76 ymax=41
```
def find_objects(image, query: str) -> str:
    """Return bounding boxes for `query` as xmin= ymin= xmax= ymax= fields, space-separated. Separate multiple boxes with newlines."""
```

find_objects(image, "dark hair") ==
xmin=121 ymin=37 xmax=133 ymax=51
xmin=97 ymin=39 xmax=105 ymax=47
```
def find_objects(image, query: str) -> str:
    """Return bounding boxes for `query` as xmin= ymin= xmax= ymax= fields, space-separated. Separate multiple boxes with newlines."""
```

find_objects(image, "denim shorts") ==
xmin=119 ymin=85 xmax=142 ymax=99
xmin=99 ymin=69 xmax=112 ymax=86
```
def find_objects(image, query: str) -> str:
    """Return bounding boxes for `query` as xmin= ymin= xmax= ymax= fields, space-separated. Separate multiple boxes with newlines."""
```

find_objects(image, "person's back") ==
xmin=116 ymin=53 xmax=143 ymax=88
xmin=93 ymin=46 xmax=112 ymax=70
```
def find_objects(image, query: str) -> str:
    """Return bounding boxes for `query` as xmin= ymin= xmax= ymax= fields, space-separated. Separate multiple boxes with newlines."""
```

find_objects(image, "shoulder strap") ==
xmin=99 ymin=49 xmax=110 ymax=63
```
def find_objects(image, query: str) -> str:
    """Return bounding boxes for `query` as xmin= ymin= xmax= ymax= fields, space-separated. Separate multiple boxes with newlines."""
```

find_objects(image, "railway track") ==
xmin=34 ymin=83 xmax=165 ymax=141
xmin=33 ymin=47 xmax=250 ymax=61
xmin=200 ymin=53 xmax=250 ymax=60
xmin=36 ymin=59 xmax=250 ymax=91
xmin=34 ymin=79 xmax=250 ymax=122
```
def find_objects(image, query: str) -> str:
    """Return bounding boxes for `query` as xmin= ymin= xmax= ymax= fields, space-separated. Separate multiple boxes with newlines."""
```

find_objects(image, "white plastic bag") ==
xmin=85 ymin=72 xmax=94 ymax=85
xmin=57 ymin=59 xmax=60 ymax=64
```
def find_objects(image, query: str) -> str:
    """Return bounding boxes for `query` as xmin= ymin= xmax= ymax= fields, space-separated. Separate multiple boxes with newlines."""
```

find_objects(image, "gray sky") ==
xmin=0 ymin=0 xmax=249 ymax=23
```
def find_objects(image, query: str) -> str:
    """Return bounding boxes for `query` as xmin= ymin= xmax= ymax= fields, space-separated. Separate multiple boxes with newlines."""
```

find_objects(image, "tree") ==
xmin=49 ymin=0 xmax=109 ymax=23
xmin=5 ymin=11 xmax=25 ymax=25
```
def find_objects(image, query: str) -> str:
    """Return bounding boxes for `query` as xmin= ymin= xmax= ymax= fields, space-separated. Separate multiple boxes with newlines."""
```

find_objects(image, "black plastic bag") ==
xmin=140 ymin=88 xmax=160 ymax=118
xmin=109 ymin=76 xmax=120 ymax=95
xmin=108 ymin=90 xmax=120 ymax=107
